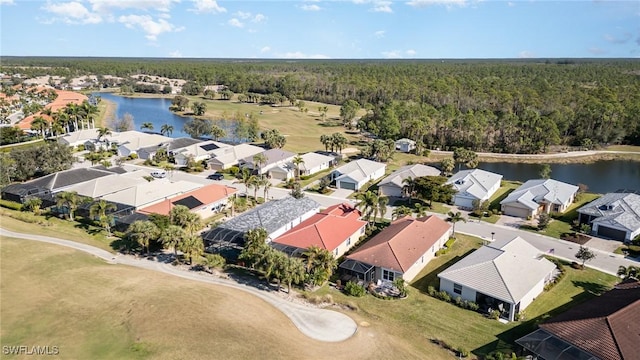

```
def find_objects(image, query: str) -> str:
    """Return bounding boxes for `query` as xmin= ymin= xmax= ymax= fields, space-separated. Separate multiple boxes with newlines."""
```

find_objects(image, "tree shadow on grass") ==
xmin=110 ymin=237 xmax=140 ymax=254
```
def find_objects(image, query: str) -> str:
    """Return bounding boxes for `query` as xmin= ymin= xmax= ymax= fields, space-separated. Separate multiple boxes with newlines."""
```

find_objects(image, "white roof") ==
xmin=501 ymin=179 xmax=579 ymax=210
xmin=395 ymin=138 xmax=416 ymax=145
xmin=334 ymin=159 xmax=386 ymax=183
xmin=379 ymin=164 xmax=441 ymax=189
xmin=102 ymin=179 xmax=201 ymax=208
xmin=446 ymin=169 xmax=503 ymax=200
xmin=65 ymin=171 xmax=147 ymax=198
xmin=58 ymin=129 xmax=101 ymax=146
xmin=438 ymin=237 xmax=556 ymax=303
xmin=107 ymin=131 xmax=172 ymax=151
xmin=299 ymin=152 xmax=334 ymax=171
xmin=577 ymin=192 xmax=640 ymax=233
xmin=173 ymin=140 xmax=231 ymax=159
xmin=208 ymin=143 xmax=265 ymax=166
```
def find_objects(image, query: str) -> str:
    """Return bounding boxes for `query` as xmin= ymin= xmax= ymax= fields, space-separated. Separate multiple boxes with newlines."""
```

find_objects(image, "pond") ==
xmin=474 ymin=160 xmax=640 ymax=194
xmin=94 ymin=92 xmax=238 ymax=142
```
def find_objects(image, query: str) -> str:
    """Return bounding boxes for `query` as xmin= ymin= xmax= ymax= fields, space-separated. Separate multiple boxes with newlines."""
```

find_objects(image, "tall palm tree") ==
xmin=292 ymin=155 xmax=305 ymax=180
xmin=447 ymin=211 xmax=466 ymax=238
xmin=160 ymin=124 xmax=174 ymax=136
xmin=141 ymin=122 xmax=154 ymax=131
xmin=252 ymin=153 xmax=268 ymax=177
xmin=234 ymin=167 xmax=253 ymax=195
xmin=169 ymin=204 xmax=191 ymax=226
xmin=161 ymin=225 xmax=186 ymax=255
xmin=96 ymin=127 xmax=112 ymax=141
xmin=127 ymin=220 xmax=160 ymax=255
xmin=248 ymin=175 xmax=260 ymax=200
xmin=373 ymin=195 xmax=389 ymax=224
xmin=55 ymin=191 xmax=80 ymax=221
xmin=30 ymin=116 xmax=48 ymax=139
xmin=89 ymin=199 xmax=117 ymax=225
xmin=260 ymin=177 xmax=272 ymax=200
xmin=283 ymin=256 xmax=307 ymax=294
xmin=179 ymin=235 xmax=204 ymax=264
xmin=210 ymin=124 xmax=226 ymax=141
xmin=181 ymin=212 xmax=202 ymax=236
xmin=355 ymin=191 xmax=378 ymax=225
xmin=402 ymin=176 xmax=417 ymax=202
xmin=320 ymin=134 xmax=330 ymax=152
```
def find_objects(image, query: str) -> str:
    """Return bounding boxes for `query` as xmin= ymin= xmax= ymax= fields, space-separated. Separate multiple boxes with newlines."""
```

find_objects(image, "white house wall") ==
xmin=403 ymin=229 xmax=450 ymax=282
xmin=439 ymin=278 xmax=477 ymax=303
xmin=379 ymin=184 xmax=403 ymax=198
xmin=334 ymin=225 xmax=366 ymax=258
xmin=518 ymin=277 xmax=547 ymax=312
xmin=266 ymin=208 xmax=320 ymax=241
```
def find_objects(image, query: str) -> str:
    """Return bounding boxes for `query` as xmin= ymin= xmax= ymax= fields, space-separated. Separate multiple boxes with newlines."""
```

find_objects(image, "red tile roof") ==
xmin=346 ymin=215 xmax=451 ymax=273
xmin=18 ymin=113 xmax=54 ymax=130
xmin=540 ymin=281 xmax=640 ymax=360
xmin=137 ymin=183 xmax=237 ymax=216
xmin=272 ymin=203 xmax=367 ymax=252
xmin=16 ymin=89 xmax=87 ymax=130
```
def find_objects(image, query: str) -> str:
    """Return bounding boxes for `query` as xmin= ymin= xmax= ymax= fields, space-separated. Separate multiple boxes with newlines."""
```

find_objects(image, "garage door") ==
xmin=338 ymin=181 xmax=357 ymax=190
xmin=454 ymin=196 xmax=474 ymax=209
xmin=503 ymin=205 xmax=530 ymax=218
xmin=596 ymin=225 xmax=626 ymax=241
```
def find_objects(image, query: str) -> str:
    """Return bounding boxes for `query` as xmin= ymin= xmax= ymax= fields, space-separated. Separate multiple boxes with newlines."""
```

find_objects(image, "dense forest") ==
xmin=2 ymin=57 xmax=639 ymax=153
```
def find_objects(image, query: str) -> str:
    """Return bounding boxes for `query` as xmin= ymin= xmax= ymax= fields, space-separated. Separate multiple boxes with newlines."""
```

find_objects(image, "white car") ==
xmin=150 ymin=170 xmax=167 ymax=178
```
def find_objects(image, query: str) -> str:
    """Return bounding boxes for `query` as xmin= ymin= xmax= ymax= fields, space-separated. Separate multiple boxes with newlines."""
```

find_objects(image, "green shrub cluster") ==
xmin=544 ymin=258 xmax=566 ymax=291
xmin=435 ymin=248 xmax=449 ymax=257
xmin=1 ymin=209 xmax=51 ymax=226
xmin=344 ymin=281 xmax=366 ymax=297
xmin=0 ymin=199 xmax=23 ymax=211
xmin=427 ymin=286 xmax=479 ymax=311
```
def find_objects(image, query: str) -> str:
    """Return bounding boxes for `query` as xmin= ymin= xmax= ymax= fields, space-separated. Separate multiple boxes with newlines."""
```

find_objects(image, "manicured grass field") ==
xmin=311 ymin=234 xmax=618 ymax=358
xmin=0 ymin=237 xmax=428 ymax=360
xmin=521 ymin=193 xmax=600 ymax=239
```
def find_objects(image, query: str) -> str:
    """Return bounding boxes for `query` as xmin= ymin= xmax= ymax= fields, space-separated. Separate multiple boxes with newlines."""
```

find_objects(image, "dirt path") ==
xmin=0 ymin=228 xmax=358 ymax=343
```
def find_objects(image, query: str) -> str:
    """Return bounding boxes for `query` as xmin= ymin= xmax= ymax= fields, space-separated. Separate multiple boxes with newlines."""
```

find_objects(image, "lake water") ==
xmin=95 ymin=92 xmax=237 ymax=142
xmin=474 ymin=161 xmax=640 ymax=194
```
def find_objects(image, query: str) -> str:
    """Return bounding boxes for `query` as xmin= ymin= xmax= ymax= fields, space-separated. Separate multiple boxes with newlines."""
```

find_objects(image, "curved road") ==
xmin=0 ymin=228 xmax=358 ymax=343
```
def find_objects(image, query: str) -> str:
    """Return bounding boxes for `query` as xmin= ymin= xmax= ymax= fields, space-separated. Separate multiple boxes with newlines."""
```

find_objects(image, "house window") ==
xmin=347 ymin=238 xmax=351 ymax=246
xmin=453 ymin=283 xmax=462 ymax=295
xmin=431 ymin=245 xmax=435 ymax=253
xmin=382 ymin=269 xmax=395 ymax=281
xmin=335 ymin=248 xmax=339 ymax=256
xmin=360 ymin=227 xmax=365 ymax=234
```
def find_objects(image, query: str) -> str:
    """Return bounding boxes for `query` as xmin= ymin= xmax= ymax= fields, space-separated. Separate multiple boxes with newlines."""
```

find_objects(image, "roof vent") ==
xmin=455 ymin=179 xmax=465 ymax=185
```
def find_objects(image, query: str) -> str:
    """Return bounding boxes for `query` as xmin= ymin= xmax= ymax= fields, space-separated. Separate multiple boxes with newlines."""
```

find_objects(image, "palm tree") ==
xmin=234 ymin=167 xmax=253 ymax=195
xmin=210 ymin=124 xmax=226 ymax=141
xmin=89 ymin=199 xmax=117 ymax=222
xmin=248 ymin=175 xmax=260 ymax=200
xmin=96 ymin=127 xmax=112 ymax=141
xmin=402 ymin=176 xmax=417 ymax=202
xmin=447 ymin=211 xmax=466 ymax=238
xmin=141 ymin=122 xmax=154 ymax=131
xmin=160 ymin=225 xmax=186 ymax=255
xmin=283 ymin=256 xmax=307 ymax=293
xmin=617 ymin=265 xmax=639 ymax=280
xmin=55 ymin=191 xmax=80 ymax=221
xmin=413 ymin=203 xmax=428 ymax=217
xmin=98 ymin=215 xmax=115 ymax=237
xmin=260 ymin=177 xmax=272 ymax=200
xmin=320 ymin=134 xmax=331 ymax=152
xmin=302 ymin=245 xmax=337 ymax=286
xmin=181 ymin=212 xmax=202 ymax=236
xmin=373 ymin=195 xmax=389 ymax=224
xmin=23 ymin=197 xmax=43 ymax=216
xmin=355 ymin=191 xmax=378 ymax=225
xmin=169 ymin=204 xmax=191 ymax=226
xmin=127 ymin=220 xmax=160 ymax=254
xmin=252 ymin=153 xmax=268 ymax=177
xmin=179 ymin=235 xmax=204 ymax=264
xmin=330 ymin=133 xmax=348 ymax=153
xmin=160 ymin=124 xmax=174 ymax=136
xmin=292 ymin=155 xmax=305 ymax=180
xmin=392 ymin=205 xmax=412 ymax=220
xmin=30 ymin=116 xmax=48 ymax=139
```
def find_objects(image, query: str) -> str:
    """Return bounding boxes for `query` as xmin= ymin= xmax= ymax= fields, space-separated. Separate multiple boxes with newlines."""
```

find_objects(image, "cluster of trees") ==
xmin=319 ymin=133 xmax=348 ymax=153
xmin=182 ymin=118 xmax=226 ymax=140
xmin=0 ymin=141 xmax=74 ymax=186
xmin=234 ymin=167 xmax=273 ymax=200
xmin=261 ymin=128 xmax=286 ymax=149
xmin=362 ymin=139 xmax=396 ymax=162
xmin=239 ymin=228 xmax=337 ymax=292
xmin=4 ymin=58 xmax=639 ymax=152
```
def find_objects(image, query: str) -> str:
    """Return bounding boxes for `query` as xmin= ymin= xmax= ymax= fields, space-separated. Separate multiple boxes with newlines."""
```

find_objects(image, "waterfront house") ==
xmin=378 ymin=164 xmax=441 ymax=198
xmin=501 ymin=179 xmax=579 ymax=218
xmin=172 ymin=140 xmax=231 ymax=167
xmin=445 ymin=169 xmax=503 ymax=209
xmin=577 ymin=192 xmax=640 ymax=241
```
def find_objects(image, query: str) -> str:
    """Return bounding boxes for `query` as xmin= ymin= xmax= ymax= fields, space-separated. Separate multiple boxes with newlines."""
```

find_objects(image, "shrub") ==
xmin=427 ymin=286 xmax=437 ymax=297
xmin=515 ymin=311 xmax=526 ymax=321
xmin=300 ymin=175 xmax=310 ymax=181
xmin=489 ymin=309 xmax=501 ymax=320
xmin=444 ymin=237 xmax=456 ymax=248
xmin=76 ymin=144 xmax=85 ymax=151
xmin=457 ymin=347 xmax=469 ymax=358
xmin=344 ymin=281 xmax=366 ymax=297
xmin=435 ymin=248 xmax=448 ymax=257
xmin=465 ymin=301 xmax=480 ymax=311
xmin=579 ymin=223 xmax=591 ymax=234
xmin=454 ymin=296 xmax=463 ymax=307
xmin=228 ymin=166 xmax=240 ymax=176
xmin=437 ymin=290 xmax=451 ymax=302
xmin=0 ymin=199 xmax=23 ymax=211
xmin=127 ymin=153 xmax=138 ymax=160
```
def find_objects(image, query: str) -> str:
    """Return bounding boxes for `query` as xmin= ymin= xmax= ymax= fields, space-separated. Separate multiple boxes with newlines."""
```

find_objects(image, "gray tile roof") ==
xmin=203 ymin=196 xmax=321 ymax=243
xmin=379 ymin=164 xmax=441 ymax=189
xmin=333 ymin=158 xmax=386 ymax=183
xmin=501 ymin=179 xmax=579 ymax=210
xmin=577 ymin=192 xmax=640 ymax=233
xmin=242 ymin=148 xmax=296 ymax=168
xmin=446 ymin=169 xmax=503 ymax=200
xmin=25 ymin=166 xmax=115 ymax=192
xmin=438 ymin=237 xmax=556 ymax=303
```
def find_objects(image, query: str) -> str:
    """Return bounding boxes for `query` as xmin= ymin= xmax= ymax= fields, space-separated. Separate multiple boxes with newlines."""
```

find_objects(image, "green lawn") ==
xmin=604 ymin=145 xmax=640 ymax=153
xmin=522 ymin=193 xmax=601 ymax=239
xmin=488 ymin=181 xmax=522 ymax=211
xmin=311 ymin=233 xmax=619 ymax=357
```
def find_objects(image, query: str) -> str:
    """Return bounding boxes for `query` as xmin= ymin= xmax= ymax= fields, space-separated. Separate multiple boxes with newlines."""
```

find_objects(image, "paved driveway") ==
xmin=331 ymin=188 xmax=354 ymax=199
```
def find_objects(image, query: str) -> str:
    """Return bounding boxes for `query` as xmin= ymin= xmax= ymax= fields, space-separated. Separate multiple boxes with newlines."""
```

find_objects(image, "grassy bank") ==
xmin=0 ymin=237 xmax=433 ymax=359
xmin=96 ymin=97 xmax=117 ymax=127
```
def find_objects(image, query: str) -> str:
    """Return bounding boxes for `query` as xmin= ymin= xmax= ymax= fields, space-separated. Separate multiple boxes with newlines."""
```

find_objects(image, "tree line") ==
xmin=2 ymin=58 xmax=639 ymax=152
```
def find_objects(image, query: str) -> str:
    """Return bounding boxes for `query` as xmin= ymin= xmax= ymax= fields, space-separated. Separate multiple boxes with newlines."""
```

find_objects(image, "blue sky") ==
xmin=1 ymin=0 xmax=638 ymax=58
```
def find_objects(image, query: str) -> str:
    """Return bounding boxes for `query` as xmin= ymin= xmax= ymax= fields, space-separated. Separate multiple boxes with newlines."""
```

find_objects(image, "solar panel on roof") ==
xmin=200 ymin=143 xmax=220 ymax=151
xmin=172 ymin=196 xmax=204 ymax=210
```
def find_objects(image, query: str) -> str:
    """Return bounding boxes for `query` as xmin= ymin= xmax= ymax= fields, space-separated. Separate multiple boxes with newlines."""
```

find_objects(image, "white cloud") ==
xmin=406 ymin=49 xmax=416 ymax=56
xmin=232 ymin=12 xmax=265 ymax=23
xmin=252 ymin=13 xmax=266 ymax=23
xmin=507 ymin=2 xmax=515 ymax=7
xmin=406 ymin=0 xmax=467 ymax=8
xmin=354 ymin=0 xmax=393 ymax=13
xmin=301 ymin=4 xmax=321 ymax=11
xmin=169 ymin=50 xmax=183 ymax=57
xmin=278 ymin=51 xmax=330 ymax=59
xmin=228 ymin=18 xmax=244 ymax=28
xmin=374 ymin=30 xmax=385 ymax=38
xmin=235 ymin=11 xmax=252 ymax=19
xmin=0 ymin=0 xmax=15 ymax=5
xmin=604 ymin=32 xmax=632 ymax=44
xmin=189 ymin=0 xmax=226 ymax=14
xmin=261 ymin=46 xmax=271 ymax=53
xmin=42 ymin=2 xmax=103 ymax=24
xmin=118 ymin=15 xmax=180 ymax=41
xmin=518 ymin=50 xmax=536 ymax=58
xmin=382 ymin=50 xmax=403 ymax=58
xmin=89 ymin=0 xmax=178 ymax=13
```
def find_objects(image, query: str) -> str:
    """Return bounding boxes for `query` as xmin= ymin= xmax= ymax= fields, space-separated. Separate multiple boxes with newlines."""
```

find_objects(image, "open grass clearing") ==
xmin=312 ymin=233 xmax=619 ymax=357
xmin=0 ymin=237 xmax=429 ymax=360
xmin=604 ymin=145 xmax=640 ymax=153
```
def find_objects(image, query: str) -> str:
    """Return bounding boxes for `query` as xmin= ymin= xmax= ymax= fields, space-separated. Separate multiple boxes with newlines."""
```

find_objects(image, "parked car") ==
xmin=207 ymin=172 xmax=224 ymax=180
xmin=151 ymin=170 xmax=167 ymax=178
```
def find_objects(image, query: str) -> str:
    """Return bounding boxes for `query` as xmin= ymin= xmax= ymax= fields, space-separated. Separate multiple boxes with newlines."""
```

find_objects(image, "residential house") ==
xmin=207 ymin=143 xmax=265 ymax=170
xmin=108 ymin=131 xmax=172 ymax=157
xmin=202 ymin=196 xmax=321 ymax=258
xmin=438 ymin=236 xmax=556 ymax=321
xmin=272 ymin=203 xmax=367 ymax=257
xmin=137 ymin=183 xmax=237 ymax=218
xmin=1 ymin=183 xmax=52 ymax=204
xmin=137 ymin=137 xmax=202 ymax=160
xmin=516 ymin=279 xmax=640 ymax=360
xmin=240 ymin=148 xmax=297 ymax=180
xmin=395 ymin=138 xmax=416 ymax=153
xmin=340 ymin=215 xmax=452 ymax=284
xmin=577 ymin=192 xmax=640 ymax=241
xmin=172 ymin=140 xmax=231 ymax=167
xmin=64 ymin=171 xmax=148 ymax=199
xmin=101 ymin=179 xmax=202 ymax=210
xmin=445 ymin=169 xmax=503 ymax=209
xmin=501 ymin=179 xmax=579 ymax=218
xmin=58 ymin=128 xmax=103 ymax=148
xmin=378 ymin=164 xmax=441 ymax=198
xmin=331 ymin=158 xmax=387 ymax=191
xmin=298 ymin=152 xmax=335 ymax=176
xmin=21 ymin=166 xmax=119 ymax=194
